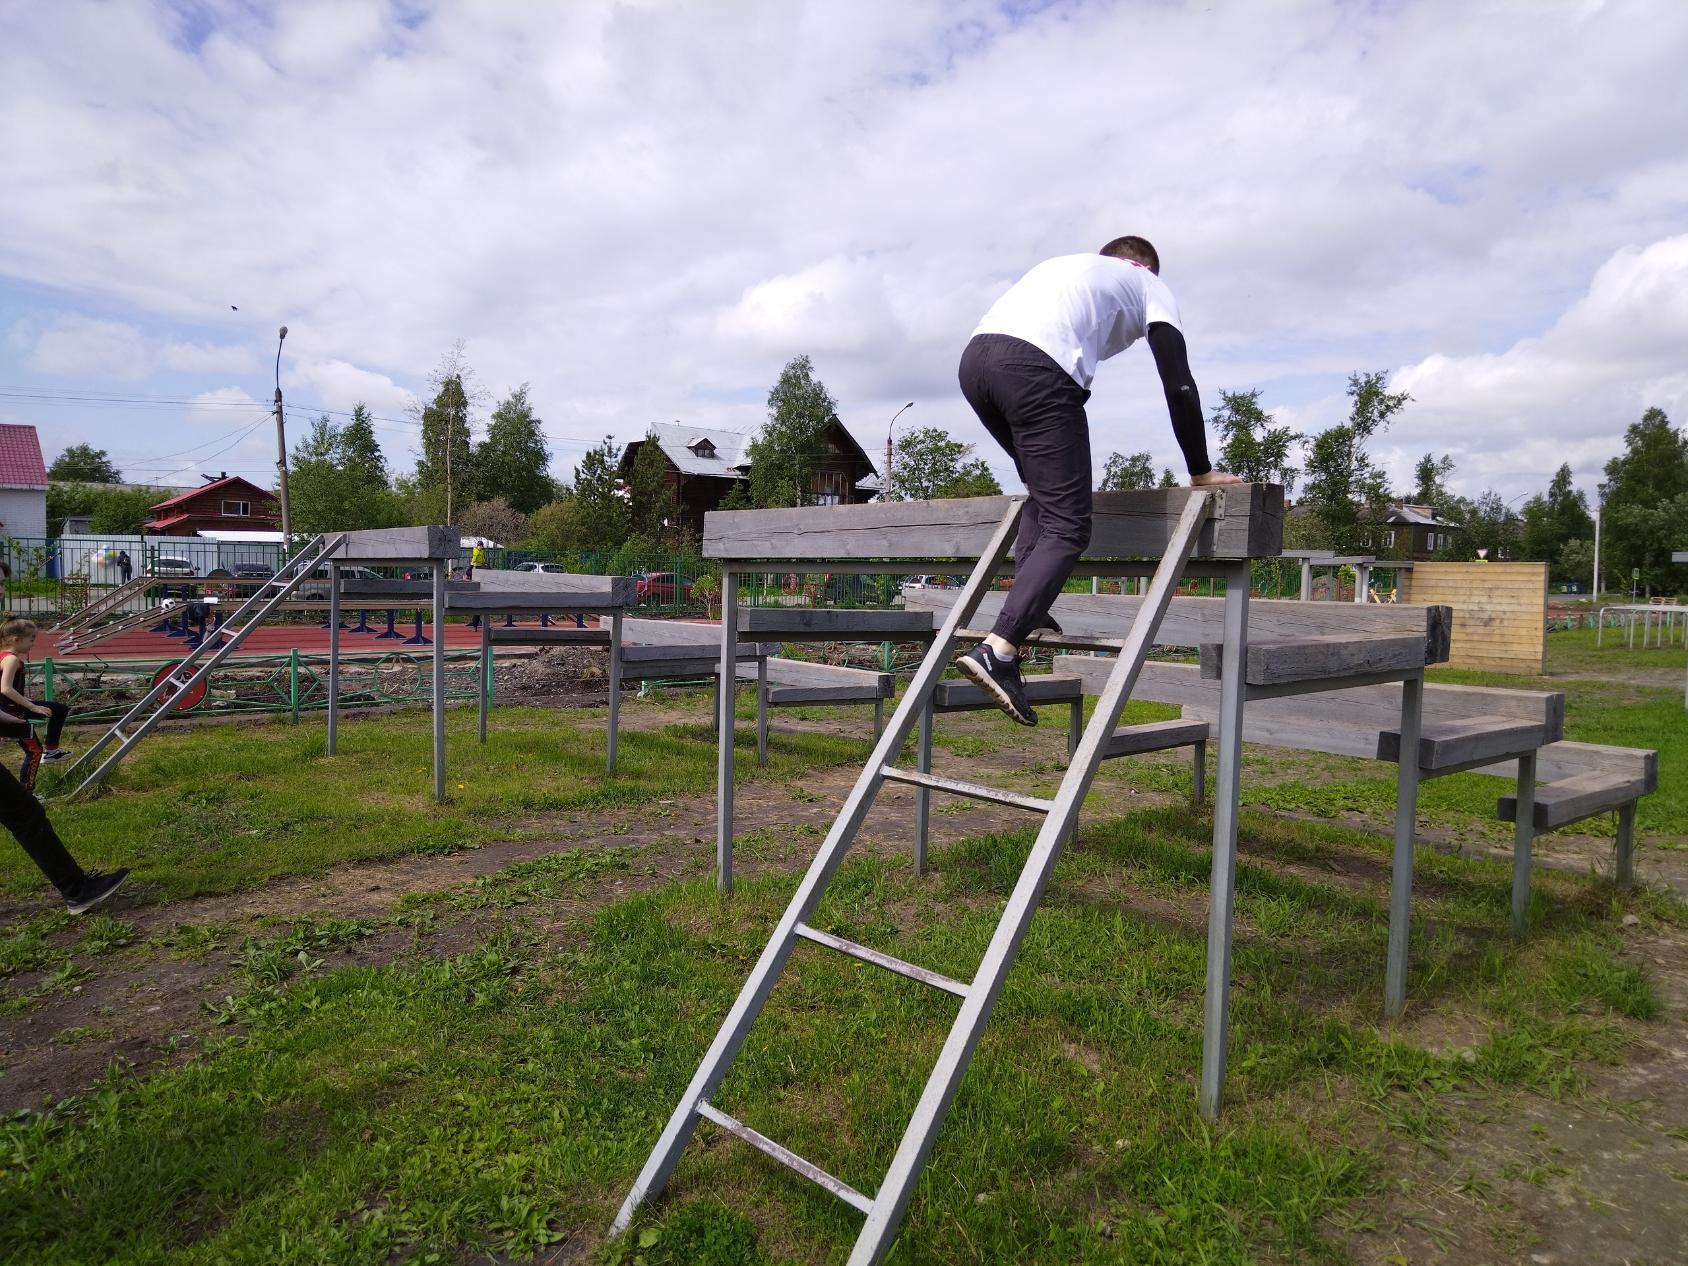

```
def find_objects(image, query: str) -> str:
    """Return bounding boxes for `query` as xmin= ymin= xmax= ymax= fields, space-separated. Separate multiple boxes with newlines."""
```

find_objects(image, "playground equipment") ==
xmin=59 ymin=528 xmax=458 ymax=802
xmin=614 ymin=485 xmax=1288 ymax=1264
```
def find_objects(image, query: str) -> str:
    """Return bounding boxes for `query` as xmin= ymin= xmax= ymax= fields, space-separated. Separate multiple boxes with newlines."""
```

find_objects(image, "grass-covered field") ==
xmin=2 ymin=637 xmax=1685 ymax=1264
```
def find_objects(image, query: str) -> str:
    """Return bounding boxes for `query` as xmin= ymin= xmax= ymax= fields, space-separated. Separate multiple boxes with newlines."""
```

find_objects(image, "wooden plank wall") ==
xmin=1402 ymin=562 xmax=1547 ymax=673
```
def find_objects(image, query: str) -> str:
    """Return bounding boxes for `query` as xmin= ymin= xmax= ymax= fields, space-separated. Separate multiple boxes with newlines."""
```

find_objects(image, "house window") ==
xmin=221 ymin=499 xmax=251 ymax=517
xmin=687 ymin=437 xmax=716 ymax=459
xmin=1385 ymin=530 xmax=1397 ymax=548
xmin=1426 ymin=532 xmax=1438 ymax=552
xmin=814 ymin=494 xmax=842 ymax=506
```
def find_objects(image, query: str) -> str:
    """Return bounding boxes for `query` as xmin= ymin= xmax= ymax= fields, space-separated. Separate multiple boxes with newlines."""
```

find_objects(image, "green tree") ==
xmin=568 ymin=437 xmax=630 ymax=551
xmin=624 ymin=431 xmax=684 ymax=542
xmin=459 ymin=497 xmax=529 ymax=547
xmin=339 ymin=403 xmax=388 ymax=489
xmin=1099 ymin=451 xmax=1155 ymax=492
xmin=1518 ymin=463 xmax=1595 ymax=581
xmin=289 ymin=413 xmax=398 ymax=534
xmin=86 ymin=486 xmax=162 ymax=534
xmin=414 ymin=347 xmax=478 ymax=523
xmin=748 ymin=355 xmax=837 ymax=508
xmin=1453 ymin=489 xmax=1521 ymax=562
xmin=526 ymin=496 xmax=582 ymax=553
xmin=891 ymin=426 xmax=1003 ymax=500
xmin=475 ymin=385 xmax=552 ymax=513
xmin=1601 ymin=407 xmax=1688 ymax=589
xmin=1211 ymin=390 xmax=1300 ymax=489
xmin=49 ymin=443 xmax=121 ymax=483
xmin=1158 ymin=467 xmax=1178 ymax=489
xmin=1410 ymin=453 xmax=1458 ymax=513
xmin=1301 ymin=371 xmax=1410 ymax=552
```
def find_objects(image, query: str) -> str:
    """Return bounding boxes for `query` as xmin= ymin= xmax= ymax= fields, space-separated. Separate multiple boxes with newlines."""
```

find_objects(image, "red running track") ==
xmin=36 ymin=617 xmax=585 ymax=664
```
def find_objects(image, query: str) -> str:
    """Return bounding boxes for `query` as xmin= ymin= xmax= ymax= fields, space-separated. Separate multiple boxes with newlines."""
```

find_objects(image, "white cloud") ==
xmin=1388 ymin=235 xmax=1688 ymax=499
xmin=1 ymin=0 xmax=1686 ymax=494
xmin=289 ymin=357 xmax=413 ymax=415
xmin=159 ymin=340 xmax=257 ymax=374
xmin=28 ymin=315 xmax=149 ymax=381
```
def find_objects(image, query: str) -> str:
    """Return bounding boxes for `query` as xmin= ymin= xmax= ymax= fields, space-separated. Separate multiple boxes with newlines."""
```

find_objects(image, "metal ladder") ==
xmin=50 ymin=572 xmax=159 ymax=634
xmin=612 ymin=490 xmax=1217 ymax=1265
xmin=55 ymin=534 xmax=347 ymax=802
xmin=56 ymin=599 xmax=183 ymax=653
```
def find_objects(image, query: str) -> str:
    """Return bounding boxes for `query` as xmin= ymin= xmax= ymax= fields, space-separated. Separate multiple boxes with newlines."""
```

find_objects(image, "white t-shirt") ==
xmin=971 ymin=253 xmax=1182 ymax=389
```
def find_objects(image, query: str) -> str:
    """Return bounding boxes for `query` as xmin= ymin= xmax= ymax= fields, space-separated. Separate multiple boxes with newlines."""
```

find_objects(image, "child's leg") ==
xmin=0 ymin=760 xmax=86 ymax=898
xmin=37 ymin=700 xmax=70 ymax=748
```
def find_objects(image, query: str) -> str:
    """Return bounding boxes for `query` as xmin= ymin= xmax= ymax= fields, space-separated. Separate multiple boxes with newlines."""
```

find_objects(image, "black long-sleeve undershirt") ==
xmin=1145 ymin=321 xmax=1212 ymax=477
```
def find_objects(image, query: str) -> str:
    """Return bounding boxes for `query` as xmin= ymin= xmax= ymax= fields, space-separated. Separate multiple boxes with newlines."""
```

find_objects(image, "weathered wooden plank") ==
xmin=471 ymin=569 xmax=639 ymax=603
xmin=1498 ymin=771 xmax=1650 ymax=830
xmin=338 ymin=579 xmax=481 ymax=596
xmin=621 ymin=641 xmax=772 ymax=663
xmin=1376 ymin=716 xmax=1547 ymax=771
xmin=448 ymin=588 xmax=633 ymax=611
xmin=619 ymin=652 xmax=772 ymax=680
xmin=621 ymin=617 xmax=724 ymax=646
xmin=1102 ymin=719 xmax=1209 ymax=758
xmin=761 ymin=658 xmax=894 ymax=693
xmin=932 ymin=675 xmax=1083 ymax=712
xmin=488 ymin=627 xmax=611 ymax=646
xmin=1478 ymin=740 xmax=1657 ymax=787
xmin=335 ymin=526 xmax=457 ymax=562
xmin=737 ymin=608 xmax=935 ymax=638
xmin=915 ymin=589 xmax=1451 ymax=664
xmin=702 ymin=484 xmax=1284 ymax=562
xmin=766 ymin=686 xmax=887 ymax=705
xmin=1199 ymin=634 xmax=1428 ymax=684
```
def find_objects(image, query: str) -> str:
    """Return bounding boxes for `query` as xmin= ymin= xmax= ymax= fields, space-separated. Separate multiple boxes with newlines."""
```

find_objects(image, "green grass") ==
xmin=0 ymin=805 xmax=1669 ymax=1265
xmin=16 ymin=705 xmax=868 ymax=903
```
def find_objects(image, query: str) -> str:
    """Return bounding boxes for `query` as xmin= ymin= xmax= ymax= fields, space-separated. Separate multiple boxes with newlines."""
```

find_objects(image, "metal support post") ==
xmin=755 ymin=653 xmax=769 ymax=768
xmin=1616 ymin=801 xmax=1636 ymax=888
xmin=1383 ymin=673 xmax=1424 ymax=1018
xmin=1067 ymin=698 xmax=1082 ymax=760
xmin=608 ymin=611 xmax=623 ymax=773
xmin=432 ymin=563 xmax=446 ymax=804
xmin=1299 ymin=558 xmax=1312 ymax=601
xmin=717 ymin=569 xmax=738 ymax=891
xmin=289 ymin=648 xmax=300 ymax=724
xmin=327 ymin=561 xmax=341 ymax=755
xmin=873 ymin=696 xmax=884 ymax=741
xmin=478 ymin=616 xmax=492 ymax=743
xmin=1192 ymin=738 xmax=1206 ymax=804
xmin=915 ymin=701 xmax=934 ymax=874
xmin=1198 ymin=558 xmax=1250 ymax=1121
xmin=1510 ymin=750 xmax=1537 ymax=936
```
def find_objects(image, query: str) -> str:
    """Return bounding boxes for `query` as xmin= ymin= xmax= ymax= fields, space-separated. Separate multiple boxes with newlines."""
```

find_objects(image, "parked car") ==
xmin=637 ymin=572 xmax=695 ymax=604
xmin=513 ymin=561 xmax=570 ymax=574
xmin=298 ymin=564 xmax=386 ymax=600
xmin=150 ymin=555 xmax=195 ymax=599
xmin=231 ymin=561 xmax=276 ymax=581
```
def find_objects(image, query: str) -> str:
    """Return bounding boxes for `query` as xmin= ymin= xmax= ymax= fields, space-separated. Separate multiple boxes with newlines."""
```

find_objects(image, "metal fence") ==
xmin=38 ymin=648 xmax=481 ymax=724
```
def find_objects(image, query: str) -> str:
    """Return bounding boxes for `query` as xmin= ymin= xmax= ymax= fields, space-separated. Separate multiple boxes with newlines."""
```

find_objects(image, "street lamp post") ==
xmin=884 ymin=401 xmax=914 ymax=501
xmin=273 ymin=326 xmax=293 ymax=544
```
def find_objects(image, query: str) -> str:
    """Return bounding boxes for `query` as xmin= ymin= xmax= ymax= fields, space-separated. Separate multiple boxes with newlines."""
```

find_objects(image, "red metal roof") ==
xmin=142 ymin=512 xmax=196 ymax=530
xmin=148 ymin=475 xmax=273 ymax=512
xmin=0 ymin=424 xmax=48 ymax=487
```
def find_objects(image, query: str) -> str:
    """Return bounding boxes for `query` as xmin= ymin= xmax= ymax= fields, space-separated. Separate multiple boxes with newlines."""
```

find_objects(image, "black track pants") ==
xmin=958 ymin=333 xmax=1093 ymax=645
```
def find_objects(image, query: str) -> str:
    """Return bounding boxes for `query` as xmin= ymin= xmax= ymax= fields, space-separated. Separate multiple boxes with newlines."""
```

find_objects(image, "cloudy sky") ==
xmin=3 ymin=0 xmax=1685 ymax=506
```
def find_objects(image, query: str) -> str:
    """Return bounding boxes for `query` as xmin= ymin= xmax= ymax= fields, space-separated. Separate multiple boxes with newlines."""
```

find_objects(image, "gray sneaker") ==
xmin=67 ymin=869 xmax=130 ymax=915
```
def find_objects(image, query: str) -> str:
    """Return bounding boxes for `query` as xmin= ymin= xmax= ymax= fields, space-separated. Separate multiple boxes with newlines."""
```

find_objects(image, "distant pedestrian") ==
xmin=470 ymin=543 xmax=487 ymax=577
xmin=117 ymin=549 xmax=132 ymax=584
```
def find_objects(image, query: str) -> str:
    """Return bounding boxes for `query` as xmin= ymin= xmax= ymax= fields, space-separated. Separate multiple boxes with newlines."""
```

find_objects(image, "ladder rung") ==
xmin=112 ymin=729 xmax=129 ymax=743
xmin=794 ymin=923 xmax=969 ymax=997
xmin=957 ymin=627 xmax=1126 ymax=653
xmin=695 ymin=1100 xmax=873 ymax=1214
xmin=880 ymin=766 xmax=1052 ymax=814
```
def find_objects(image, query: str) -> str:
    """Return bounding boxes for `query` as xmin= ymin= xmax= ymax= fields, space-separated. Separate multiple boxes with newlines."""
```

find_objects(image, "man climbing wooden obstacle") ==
xmin=954 ymin=234 xmax=1242 ymax=723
